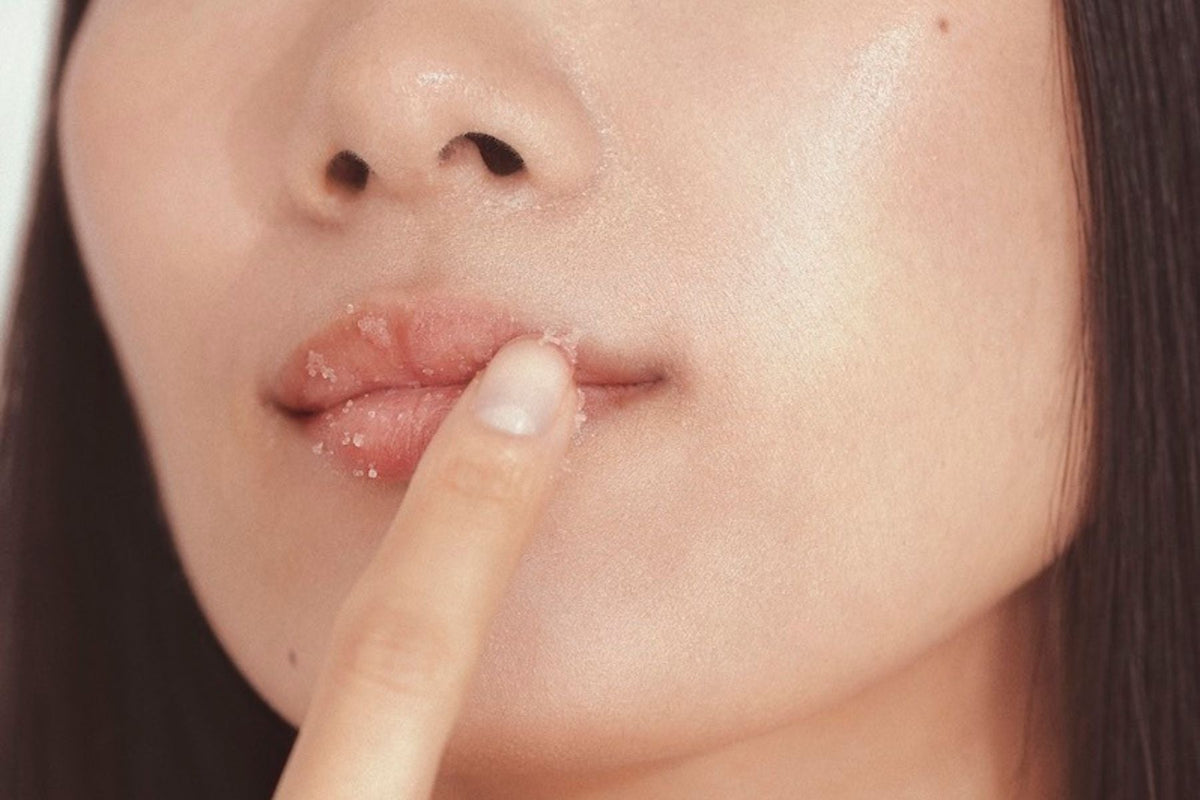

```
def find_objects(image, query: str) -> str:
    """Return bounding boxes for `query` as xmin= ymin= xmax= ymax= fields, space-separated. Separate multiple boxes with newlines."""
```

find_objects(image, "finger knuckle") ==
xmin=329 ymin=603 xmax=461 ymax=701
xmin=437 ymin=442 xmax=536 ymax=507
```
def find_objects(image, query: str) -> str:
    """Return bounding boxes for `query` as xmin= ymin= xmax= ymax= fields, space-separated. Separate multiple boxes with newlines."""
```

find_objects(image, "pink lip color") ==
xmin=266 ymin=296 xmax=666 ymax=481
xmin=301 ymin=381 xmax=652 ymax=481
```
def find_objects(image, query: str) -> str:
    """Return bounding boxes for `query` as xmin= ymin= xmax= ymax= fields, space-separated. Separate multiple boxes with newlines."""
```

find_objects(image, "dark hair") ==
xmin=1056 ymin=1 xmax=1200 ymax=796
xmin=2 ymin=1 xmax=1196 ymax=797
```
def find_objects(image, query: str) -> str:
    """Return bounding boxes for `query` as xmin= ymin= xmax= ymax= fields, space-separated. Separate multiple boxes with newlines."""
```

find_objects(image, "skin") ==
xmin=56 ymin=1 xmax=1087 ymax=797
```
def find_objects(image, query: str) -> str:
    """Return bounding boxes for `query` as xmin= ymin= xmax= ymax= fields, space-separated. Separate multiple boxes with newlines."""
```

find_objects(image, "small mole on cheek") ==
xmin=937 ymin=16 xmax=950 ymax=34
xmin=287 ymin=649 xmax=297 ymax=668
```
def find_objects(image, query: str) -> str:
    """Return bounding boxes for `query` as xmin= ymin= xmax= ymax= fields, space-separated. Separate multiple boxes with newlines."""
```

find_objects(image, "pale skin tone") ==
xmin=57 ymin=1 xmax=1086 ymax=797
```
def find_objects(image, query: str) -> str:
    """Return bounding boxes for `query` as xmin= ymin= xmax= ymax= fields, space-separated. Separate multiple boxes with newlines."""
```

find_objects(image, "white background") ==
xmin=1 ymin=2 xmax=59 ymax=334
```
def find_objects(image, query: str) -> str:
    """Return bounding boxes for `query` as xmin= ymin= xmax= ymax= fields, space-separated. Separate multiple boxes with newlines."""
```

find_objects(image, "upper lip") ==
xmin=266 ymin=295 xmax=667 ymax=415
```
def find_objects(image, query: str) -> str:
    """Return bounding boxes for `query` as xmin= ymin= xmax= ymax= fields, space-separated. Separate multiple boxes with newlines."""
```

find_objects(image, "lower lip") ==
xmin=294 ymin=381 xmax=657 ymax=482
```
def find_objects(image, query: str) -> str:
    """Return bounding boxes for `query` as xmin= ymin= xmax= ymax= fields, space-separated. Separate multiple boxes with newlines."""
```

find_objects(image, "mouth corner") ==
xmin=267 ymin=396 xmax=316 ymax=423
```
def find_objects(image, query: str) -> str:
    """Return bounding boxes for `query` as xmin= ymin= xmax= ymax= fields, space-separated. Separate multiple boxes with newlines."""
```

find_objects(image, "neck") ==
xmin=435 ymin=572 xmax=1065 ymax=800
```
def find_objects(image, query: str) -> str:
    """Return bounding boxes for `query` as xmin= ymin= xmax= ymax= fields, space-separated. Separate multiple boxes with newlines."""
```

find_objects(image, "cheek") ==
xmin=56 ymin=1 xmax=332 ymax=700
xmin=692 ymin=6 xmax=1083 ymax=652
xmin=852 ymin=5 xmax=1084 ymax=528
xmin=58 ymin=3 xmax=261 ymax=413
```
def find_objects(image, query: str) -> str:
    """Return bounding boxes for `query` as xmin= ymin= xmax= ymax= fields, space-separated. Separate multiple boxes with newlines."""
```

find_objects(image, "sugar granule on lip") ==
xmin=355 ymin=313 xmax=392 ymax=348
xmin=573 ymin=386 xmax=588 ymax=432
xmin=571 ymin=386 xmax=588 ymax=444
xmin=537 ymin=326 xmax=582 ymax=366
xmin=305 ymin=350 xmax=337 ymax=383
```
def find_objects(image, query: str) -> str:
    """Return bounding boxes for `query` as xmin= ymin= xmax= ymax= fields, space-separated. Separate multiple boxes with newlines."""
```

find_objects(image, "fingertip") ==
xmin=470 ymin=336 xmax=576 ymax=437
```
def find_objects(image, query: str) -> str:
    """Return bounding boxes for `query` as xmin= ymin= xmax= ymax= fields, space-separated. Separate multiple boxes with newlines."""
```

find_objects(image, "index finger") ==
xmin=271 ymin=335 xmax=580 ymax=800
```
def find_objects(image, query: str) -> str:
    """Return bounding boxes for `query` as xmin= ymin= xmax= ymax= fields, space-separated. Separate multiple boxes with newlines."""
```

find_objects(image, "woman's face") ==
xmin=58 ymin=0 xmax=1085 ymax=788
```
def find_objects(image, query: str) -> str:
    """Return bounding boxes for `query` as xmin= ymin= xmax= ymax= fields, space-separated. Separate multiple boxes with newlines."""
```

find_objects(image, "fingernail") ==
xmin=472 ymin=338 xmax=572 ymax=436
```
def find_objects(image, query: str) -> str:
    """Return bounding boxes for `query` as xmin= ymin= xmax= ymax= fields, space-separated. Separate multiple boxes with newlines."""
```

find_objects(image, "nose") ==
xmin=281 ymin=3 xmax=604 ymax=219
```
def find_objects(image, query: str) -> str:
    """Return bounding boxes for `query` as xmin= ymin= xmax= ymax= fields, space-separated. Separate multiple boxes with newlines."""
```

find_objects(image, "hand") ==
xmin=271 ymin=336 xmax=579 ymax=799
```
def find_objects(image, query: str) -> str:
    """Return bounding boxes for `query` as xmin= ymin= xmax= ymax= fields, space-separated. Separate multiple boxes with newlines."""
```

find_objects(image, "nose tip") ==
xmin=281 ymin=6 xmax=604 ymax=218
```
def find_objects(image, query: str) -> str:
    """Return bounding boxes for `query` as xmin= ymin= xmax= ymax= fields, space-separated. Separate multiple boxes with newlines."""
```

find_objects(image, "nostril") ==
xmin=324 ymin=135 xmax=525 ymax=197
xmin=462 ymin=132 xmax=526 ymax=176
xmin=325 ymin=150 xmax=370 ymax=192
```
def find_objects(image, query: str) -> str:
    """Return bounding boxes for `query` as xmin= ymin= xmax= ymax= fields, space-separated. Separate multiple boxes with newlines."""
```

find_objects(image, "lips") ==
xmin=265 ymin=296 xmax=667 ymax=481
